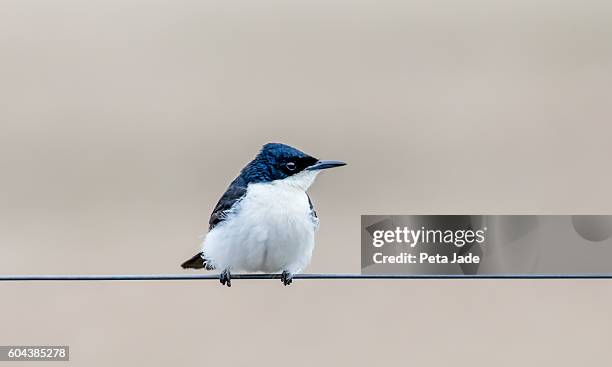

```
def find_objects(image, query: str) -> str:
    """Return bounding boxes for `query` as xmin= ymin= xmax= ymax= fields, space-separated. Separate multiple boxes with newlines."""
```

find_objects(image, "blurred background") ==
xmin=1 ymin=0 xmax=611 ymax=365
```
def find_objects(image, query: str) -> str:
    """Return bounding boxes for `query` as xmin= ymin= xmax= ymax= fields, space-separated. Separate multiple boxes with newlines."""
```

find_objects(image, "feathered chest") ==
xmin=237 ymin=182 xmax=318 ymax=231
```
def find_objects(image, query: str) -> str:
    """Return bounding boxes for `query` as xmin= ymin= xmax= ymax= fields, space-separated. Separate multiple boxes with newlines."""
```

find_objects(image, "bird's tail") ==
xmin=181 ymin=252 xmax=211 ymax=270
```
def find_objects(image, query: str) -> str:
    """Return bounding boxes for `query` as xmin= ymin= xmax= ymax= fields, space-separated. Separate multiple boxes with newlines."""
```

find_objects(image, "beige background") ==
xmin=1 ymin=0 xmax=612 ymax=365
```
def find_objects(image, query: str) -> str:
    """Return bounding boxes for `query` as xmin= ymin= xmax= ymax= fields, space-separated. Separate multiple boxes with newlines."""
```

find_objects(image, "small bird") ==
xmin=181 ymin=143 xmax=346 ymax=287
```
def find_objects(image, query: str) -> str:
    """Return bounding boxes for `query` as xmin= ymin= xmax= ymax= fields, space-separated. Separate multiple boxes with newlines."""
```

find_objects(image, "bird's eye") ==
xmin=285 ymin=162 xmax=297 ymax=171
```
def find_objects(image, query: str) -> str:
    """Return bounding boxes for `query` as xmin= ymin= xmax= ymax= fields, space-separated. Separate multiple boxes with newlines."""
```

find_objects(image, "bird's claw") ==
xmin=281 ymin=271 xmax=293 ymax=286
xmin=220 ymin=269 xmax=231 ymax=287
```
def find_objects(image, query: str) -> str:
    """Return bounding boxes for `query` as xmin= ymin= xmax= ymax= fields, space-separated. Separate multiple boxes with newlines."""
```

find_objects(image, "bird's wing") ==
xmin=209 ymin=183 xmax=248 ymax=230
xmin=307 ymin=193 xmax=319 ymax=227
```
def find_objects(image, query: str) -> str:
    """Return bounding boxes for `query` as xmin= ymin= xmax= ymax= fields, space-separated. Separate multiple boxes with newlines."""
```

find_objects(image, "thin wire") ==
xmin=0 ymin=274 xmax=612 ymax=281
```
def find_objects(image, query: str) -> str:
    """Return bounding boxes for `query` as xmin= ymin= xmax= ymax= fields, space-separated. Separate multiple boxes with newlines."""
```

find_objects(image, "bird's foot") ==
xmin=220 ymin=269 xmax=231 ymax=287
xmin=281 ymin=271 xmax=293 ymax=286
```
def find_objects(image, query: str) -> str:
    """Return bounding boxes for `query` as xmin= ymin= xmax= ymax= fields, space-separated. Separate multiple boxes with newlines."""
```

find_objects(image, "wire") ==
xmin=0 ymin=274 xmax=611 ymax=281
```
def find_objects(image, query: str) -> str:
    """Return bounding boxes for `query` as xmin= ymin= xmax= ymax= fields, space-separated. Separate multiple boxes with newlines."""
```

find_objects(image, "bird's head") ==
xmin=242 ymin=143 xmax=346 ymax=190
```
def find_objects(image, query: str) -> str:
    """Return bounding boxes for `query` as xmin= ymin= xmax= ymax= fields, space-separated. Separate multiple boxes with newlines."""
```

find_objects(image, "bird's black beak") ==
xmin=306 ymin=160 xmax=347 ymax=171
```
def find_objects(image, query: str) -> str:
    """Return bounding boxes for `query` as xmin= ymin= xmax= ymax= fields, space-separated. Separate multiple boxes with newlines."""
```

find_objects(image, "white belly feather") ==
xmin=201 ymin=176 xmax=319 ymax=273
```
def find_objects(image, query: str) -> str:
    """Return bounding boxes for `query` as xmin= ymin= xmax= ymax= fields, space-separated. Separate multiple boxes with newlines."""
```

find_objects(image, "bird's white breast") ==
xmin=202 ymin=171 xmax=320 ymax=273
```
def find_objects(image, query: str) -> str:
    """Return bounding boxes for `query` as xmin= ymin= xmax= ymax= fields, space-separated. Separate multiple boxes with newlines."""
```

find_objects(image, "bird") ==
xmin=181 ymin=143 xmax=346 ymax=287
